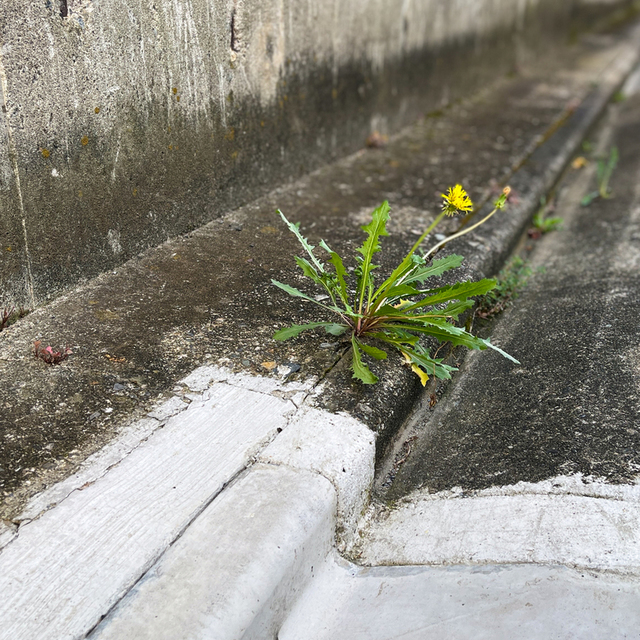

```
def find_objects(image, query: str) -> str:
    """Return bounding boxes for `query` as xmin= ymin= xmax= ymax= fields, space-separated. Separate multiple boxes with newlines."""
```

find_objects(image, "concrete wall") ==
xmin=0 ymin=0 xmax=634 ymax=307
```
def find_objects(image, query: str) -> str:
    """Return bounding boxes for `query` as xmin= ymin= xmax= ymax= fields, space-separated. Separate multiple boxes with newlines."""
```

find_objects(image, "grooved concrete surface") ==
xmin=0 ymin=377 xmax=295 ymax=640
xmin=91 ymin=464 xmax=337 ymax=640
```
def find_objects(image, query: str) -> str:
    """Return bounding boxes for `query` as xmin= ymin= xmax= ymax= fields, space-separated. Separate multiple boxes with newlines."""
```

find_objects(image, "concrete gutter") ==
xmin=2 ymin=17 xmax=640 ymax=639
xmin=279 ymin=60 xmax=640 ymax=640
xmin=8 ymin=23 xmax=640 ymax=521
xmin=279 ymin=557 xmax=640 ymax=639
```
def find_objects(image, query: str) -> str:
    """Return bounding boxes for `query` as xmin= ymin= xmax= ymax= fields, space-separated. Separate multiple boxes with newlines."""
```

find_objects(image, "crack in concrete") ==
xmin=84 ymin=463 xmax=254 ymax=639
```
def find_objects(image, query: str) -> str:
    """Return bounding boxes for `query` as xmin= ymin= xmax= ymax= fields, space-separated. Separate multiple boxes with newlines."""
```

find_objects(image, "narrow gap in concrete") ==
xmin=372 ymin=105 xmax=617 ymax=498
xmin=84 ymin=464 xmax=254 ymax=639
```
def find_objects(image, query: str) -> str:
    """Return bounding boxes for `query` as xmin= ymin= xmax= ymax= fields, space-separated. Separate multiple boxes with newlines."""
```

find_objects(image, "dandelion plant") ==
xmin=272 ymin=185 xmax=518 ymax=384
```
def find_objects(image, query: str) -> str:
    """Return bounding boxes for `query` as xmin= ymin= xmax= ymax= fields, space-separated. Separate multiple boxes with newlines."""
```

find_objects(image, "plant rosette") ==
xmin=272 ymin=185 xmax=518 ymax=385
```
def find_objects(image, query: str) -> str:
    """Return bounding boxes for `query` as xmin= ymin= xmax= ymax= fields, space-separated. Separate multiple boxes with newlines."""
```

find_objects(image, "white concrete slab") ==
xmin=12 ymin=365 xmax=308 ymax=530
xmin=354 ymin=477 xmax=640 ymax=572
xmin=279 ymin=554 xmax=640 ymax=640
xmin=14 ymin=417 xmax=161 ymax=524
xmin=0 ymin=384 xmax=292 ymax=640
xmin=259 ymin=406 xmax=375 ymax=548
xmin=90 ymin=464 xmax=336 ymax=640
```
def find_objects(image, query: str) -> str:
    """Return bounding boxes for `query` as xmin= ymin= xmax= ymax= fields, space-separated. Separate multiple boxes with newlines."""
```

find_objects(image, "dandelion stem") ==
xmin=408 ymin=211 xmax=446 ymax=257
xmin=423 ymin=205 xmax=499 ymax=259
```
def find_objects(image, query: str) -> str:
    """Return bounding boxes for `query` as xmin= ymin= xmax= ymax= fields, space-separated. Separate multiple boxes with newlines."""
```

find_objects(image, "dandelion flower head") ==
xmin=442 ymin=184 xmax=473 ymax=216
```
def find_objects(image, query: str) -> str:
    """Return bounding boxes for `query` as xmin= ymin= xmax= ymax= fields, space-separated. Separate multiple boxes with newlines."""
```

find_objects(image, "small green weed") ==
xmin=272 ymin=186 xmax=518 ymax=385
xmin=475 ymin=257 xmax=533 ymax=320
xmin=611 ymin=91 xmax=626 ymax=103
xmin=529 ymin=196 xmax=563 ymax=238
xmin=581 ymin=146 xmax=618 ymax=206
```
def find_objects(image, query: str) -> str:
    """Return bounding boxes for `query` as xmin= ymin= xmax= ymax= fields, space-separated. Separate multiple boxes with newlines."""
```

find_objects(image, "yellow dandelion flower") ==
xmin=442 ymin=184 xmax=473 ymax=216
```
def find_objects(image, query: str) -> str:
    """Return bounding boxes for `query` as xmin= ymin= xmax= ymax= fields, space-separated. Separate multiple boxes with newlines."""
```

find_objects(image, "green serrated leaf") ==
xmin=403 ymin=254 xmax=465 ymax=285
xmin=324 ymin=323 xmax=348 ymax=336
xmin=351 ymin=336 xmax=378 ymax=384
xmin=418 ymin=318 xmax=469 ymax=335
xmin=278 ymin=210 xmax=325 ymax=272
xmin=440 ymin=299 xmax=475 ymax=318
xmin=271 ymin=279 xmax=317 ymax=302
xmin=295 ymin=256 xmax=322 ymax=283
xmin=356 ymin=201 xmax=390 ymax=312
xmin=385 ymin=285 xmax=422 ymax=298
xmin=481 ymin=338 xmax=520 ymax=363
xmin=319 ymin=240 xmax=350 ymax=305
xmin=406 ymin=278 xmax=497 ymax=311
xmin=357 ymin=341 xmax=388 ymax=360
xmin=368 ymin=331 xmax=419 ymax=346
xmin=378 ymin=322 xmax=488 ymax=350
xmin=402 ymin=346 xmax=457 ymax=380
xmin=271 ymin=279 xmax=344 ymax=314
xmin=274 ymin=322 xmax=342 ymax=341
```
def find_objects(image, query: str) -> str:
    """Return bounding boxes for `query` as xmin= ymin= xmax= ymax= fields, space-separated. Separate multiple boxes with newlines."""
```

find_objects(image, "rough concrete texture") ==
xmin=0 ymin=364 xmax=376 ymax=639
xmin=279 ymin=555 xmax=640 ymax=640
xmin=2 ymin=21 xmax=639 ymax=522
xmin=0 ymin=377 xmax=295 ymax=639
xmin=293 ymin=61 xmax=640 ymax=639
xmin=355 ymin=483 xmax=640 ymax=570
xmin=0 ymin=0 xmax=635 ymax=306
xmin=385 ymin=72 xmax=640 ymax=500
xmin=90 ymin=464 xmax=336 ymax=640
xmin=258 ymin=405 xmax=376 ymax=548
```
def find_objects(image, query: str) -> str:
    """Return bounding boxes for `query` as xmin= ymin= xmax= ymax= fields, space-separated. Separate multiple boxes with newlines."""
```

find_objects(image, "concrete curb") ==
xmin=278 ymin=555 xmax=640 ymax=640
xmin=2 ymin=23 xmax=640 ymax=640
xmin=0 ymin=366 xmax=374 ymax=640
xmin=355 ymin=480 xmax=640 ymax=572
xmin=90 ymin=464 xmax=338 ymax=640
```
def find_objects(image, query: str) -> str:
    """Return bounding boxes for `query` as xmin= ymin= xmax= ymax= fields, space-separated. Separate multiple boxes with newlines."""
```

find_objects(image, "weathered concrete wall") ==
xmin=0 ymin=0 xmax=634 ymax=307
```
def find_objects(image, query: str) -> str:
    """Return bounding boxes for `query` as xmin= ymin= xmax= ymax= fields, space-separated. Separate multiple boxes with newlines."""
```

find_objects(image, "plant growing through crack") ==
xmin=581 ymin=146 xmax=618 ymax=206
xmin=529 ymin=196 xmax=563 ymax=238
xmin=272 ymin=185 xmax=518 ymax=384
xmin=0 ymin=305 xmax=30 ymax=332
xmin=475 ymin=256 xmax=534 ymax=320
